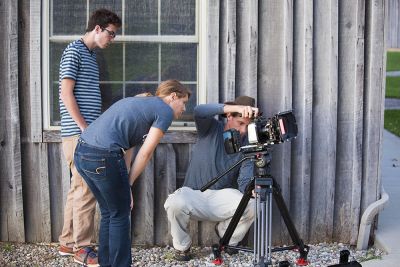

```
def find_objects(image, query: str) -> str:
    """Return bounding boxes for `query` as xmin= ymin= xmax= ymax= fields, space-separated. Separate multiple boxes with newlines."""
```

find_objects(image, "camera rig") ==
xmin=223 ymin=110 xmax=298 ymax=154
xmin=201 ymin=110 xmax=309 ymax=266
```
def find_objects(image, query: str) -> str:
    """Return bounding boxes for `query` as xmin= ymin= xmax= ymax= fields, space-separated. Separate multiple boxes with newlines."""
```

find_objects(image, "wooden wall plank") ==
xmin=17 ymin=0 xmax=51 ymax=243
xmin=43 ymin=130 xmax=198 ymax=144
xmin=334 ymin=0 xmax=365 ymax=245
xmin=154 ymin=144 xmax=176 ymax=245
xmin=47 ymin=143 xmax=68 ymax=241
xmin=220 ymin=0 xmax=237 ymax=102
xmin=387 ymin=0 xmax=398 ymax=48
xmin=397 ymin=0 xmax=400 ymax=48
xmin=205 ymin=0 xmax=220 ymax=103
xmin=21 ymin=143 xmax=51 ymax=242
xmin=310 ymin=0 xmax=338 ymax=243
xmin=258 ymin=0 xmax=294 ymax=245
xmin=29 ymin=0 xmax=42 ymax=142
xmin=291 ymin=0 xmax=313 ymax=241
xmin=199 ymin=221 xmax=219 ymax=246
xmin=0 ymin=0 xmax=25 ymax=242
xmin=169 ymin=144 xmax=200 ymax=246
xmin=132 ymin=153 xmax=155 ymax=245
xmin=361 ymin=0 xmax=386 ymax=214
xmin=236 ymin=0 xmax=258 ymax=99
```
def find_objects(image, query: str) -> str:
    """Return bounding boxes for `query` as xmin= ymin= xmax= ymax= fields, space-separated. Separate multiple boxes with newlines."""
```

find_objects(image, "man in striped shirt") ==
xmin=58 ymin=9 xmax=121 ymax=267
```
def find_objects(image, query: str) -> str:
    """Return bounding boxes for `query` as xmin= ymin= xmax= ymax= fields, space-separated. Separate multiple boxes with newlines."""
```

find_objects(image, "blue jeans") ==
xmin=74 ymin=140 xmax=131 ymax=267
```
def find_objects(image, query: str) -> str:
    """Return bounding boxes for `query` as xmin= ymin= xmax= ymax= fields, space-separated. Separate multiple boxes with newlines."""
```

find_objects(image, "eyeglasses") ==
xmin=101 ymin=27 xmax=116 ymax=38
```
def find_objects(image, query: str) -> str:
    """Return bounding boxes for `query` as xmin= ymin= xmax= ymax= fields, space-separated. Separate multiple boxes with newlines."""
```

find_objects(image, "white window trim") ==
xmin=42 ymin=0 xmax=207 ymax=131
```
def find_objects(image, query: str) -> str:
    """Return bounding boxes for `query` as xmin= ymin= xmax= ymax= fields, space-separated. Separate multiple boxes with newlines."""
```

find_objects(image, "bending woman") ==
xmin=74 ymin=79 xmax=190 ymax=267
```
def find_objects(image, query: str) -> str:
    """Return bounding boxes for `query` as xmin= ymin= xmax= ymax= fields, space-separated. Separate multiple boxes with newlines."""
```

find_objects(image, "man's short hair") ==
xmin=86 ymin=9 xmax=122 ymax=32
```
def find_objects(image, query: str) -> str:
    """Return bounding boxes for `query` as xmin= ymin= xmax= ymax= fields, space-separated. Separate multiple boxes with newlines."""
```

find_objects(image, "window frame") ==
xmin=41 ymin=0 xmax=207 ymax=131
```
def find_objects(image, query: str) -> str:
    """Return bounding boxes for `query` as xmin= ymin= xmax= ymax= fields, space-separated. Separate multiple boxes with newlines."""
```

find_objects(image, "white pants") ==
xmin=164 ymin=187 xmax=254 ymax=251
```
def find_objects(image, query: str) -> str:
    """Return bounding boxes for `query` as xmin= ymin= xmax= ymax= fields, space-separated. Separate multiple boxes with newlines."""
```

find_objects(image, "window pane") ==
xmin=51 ymin=82 xmax=61 ymax=126
xmin=125 ymin=83 xmax=157 ymax=97
xmin=50 ymin=42 xmax=69 ymax=83
xmin=161 ymin=43 xmax=197 ymax=81
xmin=126 ymin=43 xmax=158 ymax=81
xmin=89 ymin=0 xmax=122 ymax=14
xmin=49 ymin=1 xmax=198 ymax=127
xmin=101 ymin=83 xmax=123 ymax=111
xmin=96 ymin=44 xmax=123 ymax=82
xmin=177 ymin=84 xmax=196 ymax=122
xmin=161 ymin=0 xmax=195 ymax=35
xmin=50 ymin=42 xmax=69 ymax=126
xmin=52 ymin=0 xmax=86 ymax=35
xmin=126 ymin=0 xmax=158 ymax=35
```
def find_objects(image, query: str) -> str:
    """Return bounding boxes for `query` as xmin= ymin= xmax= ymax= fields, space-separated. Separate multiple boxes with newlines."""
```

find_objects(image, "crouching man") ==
xmin=164 ymin=96 xmax=259 ymax=261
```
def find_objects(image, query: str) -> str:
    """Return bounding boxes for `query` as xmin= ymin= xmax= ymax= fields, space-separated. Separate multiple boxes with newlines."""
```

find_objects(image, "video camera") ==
xmin=223 ymin=110 xmax=298 ymax=154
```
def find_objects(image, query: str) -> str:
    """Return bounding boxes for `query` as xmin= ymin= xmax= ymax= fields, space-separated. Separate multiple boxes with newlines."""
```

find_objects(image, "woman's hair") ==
xmin=135 ymin=92 xmax=153 ymax=97
xmin=155 ymin=79 xmax=191 ymax=99
xmin=86 ymin=9 xmax=122 ymax=32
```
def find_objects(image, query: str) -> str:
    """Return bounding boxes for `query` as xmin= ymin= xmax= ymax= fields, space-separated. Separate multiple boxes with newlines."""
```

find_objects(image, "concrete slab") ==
xmin=362 ymin=130 xmax=400 ymax=267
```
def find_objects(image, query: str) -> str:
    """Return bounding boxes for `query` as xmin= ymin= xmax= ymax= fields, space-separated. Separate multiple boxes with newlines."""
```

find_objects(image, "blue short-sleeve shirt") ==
xmin=80 ymin=97 xmax=173 ymax=151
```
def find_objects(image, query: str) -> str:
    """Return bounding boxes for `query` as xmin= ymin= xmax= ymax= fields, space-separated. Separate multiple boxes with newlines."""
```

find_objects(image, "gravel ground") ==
xmin=0 ymin=242 xmax=384 ymax=267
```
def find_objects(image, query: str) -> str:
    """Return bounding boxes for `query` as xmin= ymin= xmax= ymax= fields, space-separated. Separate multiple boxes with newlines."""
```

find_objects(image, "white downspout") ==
xmin=356 ymin=186 xmax=389 ymax=250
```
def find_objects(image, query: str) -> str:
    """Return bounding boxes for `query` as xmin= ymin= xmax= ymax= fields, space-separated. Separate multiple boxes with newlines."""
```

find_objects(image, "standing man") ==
xmin=164 ymin=96 xmax=259 ymax=261
xmin=58 ymin=9 xmax=121 ymax=267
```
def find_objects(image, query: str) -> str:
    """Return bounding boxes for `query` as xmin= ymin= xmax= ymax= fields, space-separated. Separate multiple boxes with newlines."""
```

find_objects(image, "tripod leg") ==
xmin=211 ymin=244 xmax=223 ymax=265
xmin=272 ymin=178 xmax=309 ymax=265
xmin=254 ymin=190 xmax=260 ymax=261
xmin=219 ymin=183 xmax=253 ymax=247
xmin=253 ymin=178 xmax=273 ymax=266
xmin=211 ymin=181 xmax=254 ymax=265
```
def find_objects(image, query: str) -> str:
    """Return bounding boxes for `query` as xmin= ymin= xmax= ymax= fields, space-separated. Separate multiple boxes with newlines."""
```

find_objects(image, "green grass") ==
xmin=384 ymin=110 xmax=400 ymax=137
xmin=1 ymin=242 xmax=13 ymax=252
xmin=386 ymin=76 xmax=400 ymax=98
xmin=387 ymin=51 xmax=400 ymax=71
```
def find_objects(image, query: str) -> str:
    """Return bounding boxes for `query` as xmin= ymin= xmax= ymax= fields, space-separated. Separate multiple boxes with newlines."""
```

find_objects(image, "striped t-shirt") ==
xmin=59 ymin=39 xmax=102 ymax=137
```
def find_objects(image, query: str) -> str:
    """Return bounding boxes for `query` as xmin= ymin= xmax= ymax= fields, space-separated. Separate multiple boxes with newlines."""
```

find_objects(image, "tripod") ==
xmin=201 ymin=150 xmax=309 ymax=266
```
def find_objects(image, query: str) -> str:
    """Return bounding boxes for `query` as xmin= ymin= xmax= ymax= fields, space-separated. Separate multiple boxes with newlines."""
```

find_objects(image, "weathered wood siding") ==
xmin=1 ymin=0 xmax=387 ymax=247
xmin=0 ymin=0 xmax=25 ymax=242
xmin=387 ymin=0 xmax=400 ymax=48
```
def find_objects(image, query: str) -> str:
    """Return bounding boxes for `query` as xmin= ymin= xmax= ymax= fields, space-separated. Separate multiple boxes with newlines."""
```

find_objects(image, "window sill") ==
xmin=42 ymin=130 xmax=198 ymax=144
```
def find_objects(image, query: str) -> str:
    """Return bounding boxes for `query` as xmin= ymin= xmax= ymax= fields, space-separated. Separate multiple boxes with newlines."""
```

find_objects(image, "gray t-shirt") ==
xmin=81 ymin=97 xmax=173 ymax=151
xmin=183 ymin=104 xmax=254 ymax=193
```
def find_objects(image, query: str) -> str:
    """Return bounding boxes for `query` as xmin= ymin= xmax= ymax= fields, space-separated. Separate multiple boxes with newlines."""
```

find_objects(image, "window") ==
xmin=43 ymin=0 xmax=203 ymax=129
